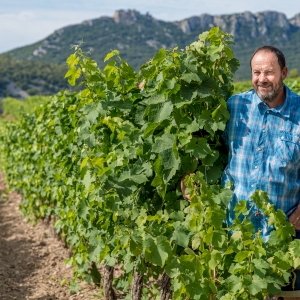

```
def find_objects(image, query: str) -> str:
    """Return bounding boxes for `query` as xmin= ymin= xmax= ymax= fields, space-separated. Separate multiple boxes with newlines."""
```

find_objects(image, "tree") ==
xmin=288 ymin=68 xmax=299 ymax=78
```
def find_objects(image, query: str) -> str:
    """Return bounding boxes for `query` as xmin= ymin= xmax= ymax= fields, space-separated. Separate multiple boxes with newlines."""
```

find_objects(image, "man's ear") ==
xmin=282 ymin=66 xmax=288 ymax=80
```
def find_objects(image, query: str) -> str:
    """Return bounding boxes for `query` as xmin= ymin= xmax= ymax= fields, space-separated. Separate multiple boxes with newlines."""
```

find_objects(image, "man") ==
xmin=223 ymin=46 xmax=300 ymax=299
xmin=182 ymin=46 xmax=300 ymax=299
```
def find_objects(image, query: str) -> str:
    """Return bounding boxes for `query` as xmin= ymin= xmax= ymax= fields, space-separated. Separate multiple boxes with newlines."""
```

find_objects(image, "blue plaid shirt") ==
xmin=222 ymin=85 xmax=300 ymax=238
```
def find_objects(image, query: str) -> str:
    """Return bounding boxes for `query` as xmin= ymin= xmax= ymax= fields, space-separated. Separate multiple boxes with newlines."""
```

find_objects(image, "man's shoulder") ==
xmin=285 ymin=85 xmax=300 ymax=112
xmin=230 ymin=88 xmax=255 ymax=98
xmin=286 ymin=85 xmax=300 ymax=101
xmin=227 ymin=89 xmax=255 ymax=107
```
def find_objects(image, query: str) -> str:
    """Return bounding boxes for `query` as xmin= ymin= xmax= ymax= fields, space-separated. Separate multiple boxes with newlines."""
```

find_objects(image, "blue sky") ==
xmin=0 ymin=0 xmax=299 ymax=54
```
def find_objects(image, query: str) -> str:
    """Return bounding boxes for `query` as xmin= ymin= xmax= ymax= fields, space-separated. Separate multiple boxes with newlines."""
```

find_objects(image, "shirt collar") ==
xmin=253 ymin=84 xmax=291 ymax=118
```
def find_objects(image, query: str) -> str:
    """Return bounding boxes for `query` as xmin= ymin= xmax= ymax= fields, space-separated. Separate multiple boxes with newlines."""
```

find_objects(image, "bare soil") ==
xmin=0 ymin=172 xmax=103 ymax=300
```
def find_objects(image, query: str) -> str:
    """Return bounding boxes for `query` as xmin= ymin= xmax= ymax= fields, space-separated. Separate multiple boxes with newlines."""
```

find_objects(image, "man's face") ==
xmin=251 ymin=50 xmax=287 ymax=104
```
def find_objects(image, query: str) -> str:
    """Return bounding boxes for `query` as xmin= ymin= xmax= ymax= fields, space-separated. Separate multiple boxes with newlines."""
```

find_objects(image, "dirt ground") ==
xmin=0 ymin=172 xmax=104 ymax=300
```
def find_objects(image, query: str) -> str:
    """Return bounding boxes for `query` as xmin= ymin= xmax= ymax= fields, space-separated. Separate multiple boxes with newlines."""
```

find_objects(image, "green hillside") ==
xmin=0 ymin=55 xmax=69 ymax=99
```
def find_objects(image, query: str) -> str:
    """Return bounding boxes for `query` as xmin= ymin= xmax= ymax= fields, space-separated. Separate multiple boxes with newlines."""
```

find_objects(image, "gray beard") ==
xmin=256 ymin=84 xmax=284 ymax=103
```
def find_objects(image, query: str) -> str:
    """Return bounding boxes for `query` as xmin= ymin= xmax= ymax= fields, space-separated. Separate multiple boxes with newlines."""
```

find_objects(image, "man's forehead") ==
xmin=252 ymin=50 xmax=277 ymax=60
xmin=251 ymin=51 xmax=279 ymax=67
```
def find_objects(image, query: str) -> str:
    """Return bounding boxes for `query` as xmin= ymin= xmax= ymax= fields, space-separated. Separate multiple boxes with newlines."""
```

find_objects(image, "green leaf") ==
xmin=130 ymin=233 xmax=143 ymax=257
xmin=69 ymin=279 xmax=81 ymax=293
xmin=152 ymin=133 xmax=175 ymax=153
xmin=152 ymin=48 xmax=167 ymax=65
xmin=213 ymin=188 xmax=232 ymax=207
xmin=181 ymin=73 xmax=202 ymax=83
xmin=80 ymin=156 xmax=89 ymax=171
xmin=289 ymin=239 xmax=300 ymax=268
xmin=252 ymin=258 xmax=269 ymax=277
xmin=192 ymin=233 xmax=201 ymax=250
xmin=270 ymin=251 xmax=293 ymax=272
xmin=66 ymin=53 xmax=79 ymax=67
xmin=228 ymin=263 xmax=245 ymax=275
xmin=234 ymin=251 xmax=251 ymax=263
xmin=208 ymin=250 xmax=222 ymax=269
xmin=234 ymin=200 xmax=248 ymax=215
xmin=78 ymin=202 xmax=89 ymax=220
xmin=104 ymin=50 xmax=119 ymax=62
xmin=143 ymin=122 xmax=160 ymax=138
xmin=226 ymin=274 xmax=242 ymax=293
xmin=201 ymin=150 xmax=219 ymax=166
xmin=172 ymin=222 xmax=190 ymax=248
xmin=144 ymin=235 xmax=172 ymax=266
xmin=88 ymin=244 xmax=104 ymax=261
xmin=197 ymin=86 xmax=213 ymax=98
xmin=151 ymin=156 xmax=164 ymax=187
xmin=160 ymin=148 xmax=180 ymax=170
xmin=164 ymin=257 xmax=181 ymax=279
xmin=204 ymin=226 xmax=214 ymax=245
xmin=169 ymin=211 xmax=185 ymax=222
xmin=83 ymin=170 xmax=93 ymax=190
xmin=65 ymin=66 xmax=81 ymax=86
xmin=105 ymin=256 xmax=116 ymax=267
xmin=147 ymin=101 xmax=173 ymax=123
xmin=86 ymin=109 xmax=99 ymax=125
xmin=164 ymin=78 xmax=177 ymax=90
xmin=185 ymin=119 xmax=200 ymax=133
xmin=118 ymin=172 xmax=148 ymax=184
xmin=211 ymin=230 xmax=226 ymax=249
xmin=185 ymin=137 xmax=211 ymax=159
xmin=180 ymin=86 xmax=198 ymax=103
xmin=183 ymin=54 xmax=198 ymax=73
xmin=118 ymin=162 xmax=150 ymax=184
xmin=248 ymin=275 xmax=267 ymax=295
xmin=142 ymin=93 xmax=166 ymax=105
xmin=185 ymin=280 xmax=211 ymax=299
xmin=199 ymin=31 xmax=209 ymax=42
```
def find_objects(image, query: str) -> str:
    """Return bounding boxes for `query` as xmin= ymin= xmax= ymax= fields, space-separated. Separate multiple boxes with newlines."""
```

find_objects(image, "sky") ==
xmin=0 ymin=0 xmax=299 ymax=54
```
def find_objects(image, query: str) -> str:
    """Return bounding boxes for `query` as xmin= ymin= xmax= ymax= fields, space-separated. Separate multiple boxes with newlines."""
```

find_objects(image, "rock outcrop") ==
xmin=290 ymin=13 xmax=300 ymax=27
xmin=113 ymin=9 xmax=154 ymax=25
xmin=177 ymin=10 xmax=298 ymax=40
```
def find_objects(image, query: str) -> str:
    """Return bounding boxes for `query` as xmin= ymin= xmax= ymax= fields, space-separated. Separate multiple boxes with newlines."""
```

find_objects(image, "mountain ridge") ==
xmin=1 ymin=9 xmax=300 ymax=98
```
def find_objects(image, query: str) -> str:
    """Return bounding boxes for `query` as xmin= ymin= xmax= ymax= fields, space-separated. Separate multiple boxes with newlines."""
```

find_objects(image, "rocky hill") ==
xmin=177 ymin=10 xmax=300 ymax=77
xmin=1 ymin=9 xmax=300 ymax=98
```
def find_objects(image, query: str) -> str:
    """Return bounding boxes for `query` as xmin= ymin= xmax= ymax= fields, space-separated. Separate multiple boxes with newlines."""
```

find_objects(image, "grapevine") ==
xmin=1 ymin=27 xmax=300 ymax=300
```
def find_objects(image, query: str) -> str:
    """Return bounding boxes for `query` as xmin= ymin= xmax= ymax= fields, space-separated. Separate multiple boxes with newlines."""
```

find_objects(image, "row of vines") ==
xmin=1 ymin=95 xmax=51 ymax=120
xmin=1 ymin=28 xmax=300 ymax=299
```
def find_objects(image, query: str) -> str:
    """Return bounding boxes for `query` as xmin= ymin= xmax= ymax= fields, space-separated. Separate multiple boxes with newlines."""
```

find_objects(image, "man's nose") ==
xmin=258 ymin=73 xmax=268 ymax=82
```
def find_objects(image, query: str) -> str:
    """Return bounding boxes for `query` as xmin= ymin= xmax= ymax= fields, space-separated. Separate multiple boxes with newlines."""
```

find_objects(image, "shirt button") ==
xmin=281 ymin=136 xmax=284 ymax=140
xmin=251 ymin=184 xmax=254 ymax=187
xmin=255 ymin=166 xmax=258 ymax=169
xmin=257 ymin=147 xmax=261 ymax=151
xmin=262 ymin=129 xmax=266 ymax=133
xmin=267 ymin=111 xmax=270 ymax=114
